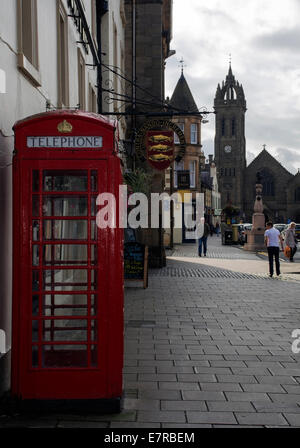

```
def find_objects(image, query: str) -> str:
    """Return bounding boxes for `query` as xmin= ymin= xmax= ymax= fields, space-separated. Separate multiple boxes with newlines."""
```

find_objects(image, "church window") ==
xmin=221 ymin=118 xmax=225 ymax=136
xmin=189 ymin=160 xmax=196 ymax=188
xmin=231 ymin=118 xmax=236 ymax=136
xmin=295 ymin=187 xmax=300 ymax=202
xmin=260 ymin=169 xmax=275 ymax=196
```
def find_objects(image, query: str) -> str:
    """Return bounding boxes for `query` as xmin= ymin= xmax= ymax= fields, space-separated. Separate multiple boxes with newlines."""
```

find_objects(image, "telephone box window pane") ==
xmin=43 ymin=171 xmax=88 ymax=191
xmin=43 ymin=220 xmax=88 ymax=240
xmin=43 ymin=196 xmax=88 ymax=217
xmin=43 ymin=269 xmax=89 ymax=291
xmin=32 ymin=320 xmax=39 ymax=341
xmin=91 ymin=220 xmax=97 ymax=240
xmin=32 ymin=170 xmax=39 ymax=192
xmin=42 ymin=345 xmax=88 ymax=368
xmin=91 ymin=345 xmax=97 ymax=367
xmin=91 ymin=171 xmax=98 ymax=191
xmin=91 ymin=196 xmax=97 ymax=216
xmin=33 ymin=245 xmax=39 ymax=266
xmin=32 ymin=271 xmax=39 ymax=291
xmin=91 ymin=320 xmax=98 ymax=341
xmin=43 ymin=294 xmax=88 ymax=316
xmin=43 ymin=244 xmax=88 ymax=265
xmin=32 ymin=196 xmax=39 ymax=216
xmin=91 ymin=270 xmax=97 ymax=290
xmin=43 ymin=319 xmax=87 ymax=341
xmin=91 ymin=245 xmax=97 ymax=265
xmin=32 ymin=346 xmax=39 ymax=367
xmin=32 ymin=295 xmax=39 ymax=315
xmin=91 ymin=294 xmax=97 ymax=315
xmin=32 ymin=221 xmax=40 ymax=241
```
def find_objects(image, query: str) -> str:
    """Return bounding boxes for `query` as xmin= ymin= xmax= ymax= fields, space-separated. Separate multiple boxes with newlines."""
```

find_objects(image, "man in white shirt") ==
xmin=264 ymin=221 xmax=284 ymax=277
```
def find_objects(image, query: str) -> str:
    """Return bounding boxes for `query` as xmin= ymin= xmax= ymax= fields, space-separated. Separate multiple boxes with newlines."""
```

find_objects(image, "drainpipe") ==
xmin=96 ymin=1 xmax=108 ymax=114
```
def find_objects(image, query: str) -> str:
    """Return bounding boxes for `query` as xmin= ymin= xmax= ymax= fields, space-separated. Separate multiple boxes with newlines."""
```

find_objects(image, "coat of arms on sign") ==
xmin=146 ymin=130 xmax=174 ymax=171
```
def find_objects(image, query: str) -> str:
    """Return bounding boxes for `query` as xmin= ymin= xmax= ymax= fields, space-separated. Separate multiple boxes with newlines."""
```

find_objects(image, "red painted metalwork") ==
xmin=12 ymin=111 xmax=123 ymax=401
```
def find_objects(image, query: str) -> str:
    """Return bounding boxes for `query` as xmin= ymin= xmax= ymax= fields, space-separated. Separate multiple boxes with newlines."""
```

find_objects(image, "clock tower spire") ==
xmin=214 ymin=64 xmax=247 ymax=214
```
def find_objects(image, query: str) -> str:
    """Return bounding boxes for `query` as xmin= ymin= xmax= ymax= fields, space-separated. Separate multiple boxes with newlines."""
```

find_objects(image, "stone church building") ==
xmin=214 ymin=65 xmax=300 ymax=223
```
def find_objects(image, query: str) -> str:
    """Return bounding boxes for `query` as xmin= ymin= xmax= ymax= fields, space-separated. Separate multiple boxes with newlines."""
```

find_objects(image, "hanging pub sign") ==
xmin=146 ymin=130 xmax=174 ymax=171
xmin=135 ymin=118 xmax=186 ymax=170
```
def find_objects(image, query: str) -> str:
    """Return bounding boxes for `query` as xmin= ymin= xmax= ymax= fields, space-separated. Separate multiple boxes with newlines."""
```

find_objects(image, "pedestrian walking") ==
xmin=198 ymin=219 xmax=210 ymax=257
xmin=264 ymin=221 xmax=283 ymax=277
xmin=209 ymin=223 xmax=214 ymax=236
xmin=215 ymin=221 xmax=220 ymax=237
xmin=284 ymin=222 xmax=298 ymax=262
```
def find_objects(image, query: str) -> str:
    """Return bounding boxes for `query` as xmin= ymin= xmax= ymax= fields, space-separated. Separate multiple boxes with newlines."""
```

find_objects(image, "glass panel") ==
xmin=32 ymin=221 xmax=40 ymax=241
xmin=43 ymin=294 xmax=88 ymax=316
xmin=32 ymin=346 xmax=39 ymax=367
xmin=91 ymin=320 xmax=97 ymax=341
xmin=32 ymin=295 xmax=39 ymax=315
xmin=43 ymin=319 xmax=87 ymax=342
xmin=43 ymin=269 xmax=92 ymax=291
xmin=91 ymin=294 xmax=97 ymax=315
xmin=43 ymin=244 xmax=88 ymax=265
xmin=91 ymin=171 xmax=98 ymax=191
xmin=43 ymin=171 xmax=88 ymax=191
xmin=32 ymin=245 xmax=39 ymax=266
xmin=43 ymin=220 xmax=88 ymax=240
xmin=43 ymin=196 xmax=88 ymax=217
xmin=42 ymin=345 xmax=88 ymax=368
xmin=91 ymin=345 xmax=97 ymax=367
xmin=32 ymin=195 xmax=39 ymax=216
xmin=32 ymin=320 xmax=39 ymax=341
xmin=91 ymin=220 xmax=96 ymax=240
xmin=32 ymin=270 xmax=39 ymax=291
xmin=91 ymin=196 xmax=97 ymax=216
xmin=32 ymin=170 xmax=39 ymax=192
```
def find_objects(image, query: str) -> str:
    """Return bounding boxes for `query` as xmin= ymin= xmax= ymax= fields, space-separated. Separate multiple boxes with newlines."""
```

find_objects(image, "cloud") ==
xmin=253 ymin=28 xmax=300 ymax=51
xmin=166 ymin=0 xmax=300 ymax=177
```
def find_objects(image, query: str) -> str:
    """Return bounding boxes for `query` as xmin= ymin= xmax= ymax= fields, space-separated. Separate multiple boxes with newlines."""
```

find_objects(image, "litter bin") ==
xmin=232 ymin=224 xmax=239 ymax=244
xmin=224 ymin=230 xmax=233 ymax=244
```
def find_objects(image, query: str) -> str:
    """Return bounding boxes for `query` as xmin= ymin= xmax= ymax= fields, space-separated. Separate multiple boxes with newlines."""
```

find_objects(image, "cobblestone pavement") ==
xmin=1 ymin=238 xmax=300 ymax=428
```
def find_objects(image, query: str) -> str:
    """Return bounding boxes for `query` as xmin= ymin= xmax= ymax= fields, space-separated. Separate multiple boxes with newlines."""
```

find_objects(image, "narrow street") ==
xmin=1 ymin=237 xmax=300 ymax=428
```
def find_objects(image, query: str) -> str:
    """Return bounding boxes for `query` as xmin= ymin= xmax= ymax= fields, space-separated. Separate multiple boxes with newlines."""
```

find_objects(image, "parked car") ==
xmin=281 ymin=223 xmax=300 ymax=242
xmin=274 ymin=223 xmax=287 ymax=233
xmin=237 ymin=223 xmax=252 ymax=244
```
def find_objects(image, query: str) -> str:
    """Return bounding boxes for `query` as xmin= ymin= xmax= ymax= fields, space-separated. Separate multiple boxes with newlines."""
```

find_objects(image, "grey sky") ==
xmin=165 ymin=0 xmax=300 ymax=174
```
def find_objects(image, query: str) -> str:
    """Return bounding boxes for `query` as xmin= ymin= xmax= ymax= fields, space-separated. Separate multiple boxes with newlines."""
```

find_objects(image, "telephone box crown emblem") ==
xmin=57 ymin=120 xmax=73 ymax=133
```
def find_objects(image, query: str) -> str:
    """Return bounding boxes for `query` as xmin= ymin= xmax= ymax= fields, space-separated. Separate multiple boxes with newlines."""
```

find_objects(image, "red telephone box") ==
xmin=12 ymin=111 xmax=123 ymax=411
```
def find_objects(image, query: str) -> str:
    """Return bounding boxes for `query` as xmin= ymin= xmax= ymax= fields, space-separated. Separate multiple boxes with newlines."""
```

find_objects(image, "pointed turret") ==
xmin=169 ymin=72 xmax=198 ymax=113
xmin=214 ymin=64 xmax=246 ymax=110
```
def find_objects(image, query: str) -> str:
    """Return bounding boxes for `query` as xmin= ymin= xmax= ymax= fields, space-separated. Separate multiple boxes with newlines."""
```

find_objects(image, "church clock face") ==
xmin=224 ymin=145 xmax=232 ymax=153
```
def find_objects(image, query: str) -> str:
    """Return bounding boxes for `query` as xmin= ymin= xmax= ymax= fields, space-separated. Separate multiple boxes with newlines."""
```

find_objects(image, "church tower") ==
xmin=214 ymin=65 xmax=247 ymax=214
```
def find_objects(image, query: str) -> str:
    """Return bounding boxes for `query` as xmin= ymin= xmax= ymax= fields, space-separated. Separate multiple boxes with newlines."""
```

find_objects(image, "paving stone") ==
xmin=207 ymin=401 xmax=256 ymax=412
xmin=138 ymin=389 xmax=181 ymax=400
xmin=268 ymin=394 xmax=300 ymax=404
xmin=224 ymin=392 xmax=271 ymax=402
xmin=241 ymin=384 xmax=286 ymax=393
xmin=200 ymin=382 xmax=243 ymax=392
xmin=161 ymin=400 xmax=207 ymax=411
xmin=186 ymin=411 xmax=237 ymax=425
xmin=255 ymin=375 xmax=298 ymax=385
xmin=137 ymin=411 xmax=186 ymax=423
xmin=234 ymin=413 xmax=289 ymax=426
xmin=110 ymin=422 xmax=161 ymax=428
xmin=282 ymin=414 xmax=300 ymax=426
xmin=216 ymin=375 xmax=258 ymax=384
xmin=123 ymin=398 xmax=160 ymax=411
xmin=182 ymin=391 xmax=226 ymax=401
xmin=159 ymin=382 xmax=200 ymax=391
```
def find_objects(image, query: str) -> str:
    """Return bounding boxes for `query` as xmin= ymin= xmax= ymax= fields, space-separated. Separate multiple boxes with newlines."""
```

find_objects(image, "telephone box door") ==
xmin=15 ymin=159 xmax=110 ymax=399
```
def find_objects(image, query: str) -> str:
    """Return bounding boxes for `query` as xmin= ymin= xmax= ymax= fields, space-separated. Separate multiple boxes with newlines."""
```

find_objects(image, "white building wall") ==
xmin=101 ymin=0 xmax=126 ymax=142
xmin=0 ymin=0 xmax=97 ymax=392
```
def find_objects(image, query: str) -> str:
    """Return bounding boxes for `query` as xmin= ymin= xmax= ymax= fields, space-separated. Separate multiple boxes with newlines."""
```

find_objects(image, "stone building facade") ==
xmin=214 ymin=65 xmax=300 ymax=223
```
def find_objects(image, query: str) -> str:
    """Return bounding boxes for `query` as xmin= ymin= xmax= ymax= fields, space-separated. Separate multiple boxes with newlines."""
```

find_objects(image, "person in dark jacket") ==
xmin=198 ymin=220 xmax=210 ymax=257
